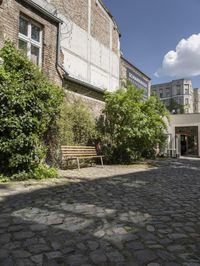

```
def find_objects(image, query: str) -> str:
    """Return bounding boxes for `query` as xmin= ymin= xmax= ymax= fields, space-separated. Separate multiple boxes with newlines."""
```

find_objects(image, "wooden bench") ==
xmin=60 ymin=146 xmax=104 ymax=170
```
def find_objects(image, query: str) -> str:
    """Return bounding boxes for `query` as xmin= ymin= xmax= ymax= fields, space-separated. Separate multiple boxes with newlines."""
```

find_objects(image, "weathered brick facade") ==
xmin=112 ymin=27 xmax=119 ymax=54
xmin=0 ymin=0 xmax=62 ymax=85
xmin=0 ymin=0 xmax=120 ymax=117
xmin=91 ymin=0 xmax=110 ymax=48
xmin=63 ymin=78 xmax=105 ymax=117
xmin=50 ymin=0 xmax=88 ymax=32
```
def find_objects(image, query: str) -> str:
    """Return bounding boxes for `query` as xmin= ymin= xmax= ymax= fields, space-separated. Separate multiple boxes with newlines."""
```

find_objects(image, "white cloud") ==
xmin=155 ymin=34 xmax=200 ymax=78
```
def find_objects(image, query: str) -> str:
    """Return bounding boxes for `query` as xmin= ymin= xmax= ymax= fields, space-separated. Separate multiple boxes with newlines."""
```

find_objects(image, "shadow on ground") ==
xmin=0 ymin=159 xmax=200 ymax=266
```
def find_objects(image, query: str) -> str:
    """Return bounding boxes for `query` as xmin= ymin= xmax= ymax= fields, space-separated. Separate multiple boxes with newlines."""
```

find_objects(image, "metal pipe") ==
xmin=56 ymin=22 xmax=69 ymax=76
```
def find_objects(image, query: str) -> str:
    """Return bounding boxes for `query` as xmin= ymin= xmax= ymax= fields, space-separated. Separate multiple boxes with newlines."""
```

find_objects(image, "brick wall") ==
xmin=51 ymin=0 xmax=88 ymax=32
xmin=63 ymin=79 xmax=105 ymax=117
xmin=91 ymin=0 xmax=110 ymax=48
xmin=112 ymin=27 xmax=119 ymax=54
xmin=0 ymin=0 xmax=62 ymax=85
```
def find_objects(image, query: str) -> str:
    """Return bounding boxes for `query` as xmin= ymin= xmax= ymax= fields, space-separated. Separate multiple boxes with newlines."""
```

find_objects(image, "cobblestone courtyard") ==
xmin=0 ymin=159 xmax=200 ymax=266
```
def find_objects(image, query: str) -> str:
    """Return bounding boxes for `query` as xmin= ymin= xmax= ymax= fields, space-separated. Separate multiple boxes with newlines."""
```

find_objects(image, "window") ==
xmin=184 ymin=84 xmax=189 ymax=95
xmin=185 ymin=98 xmax=189 ymax=105
xmin=166 ymin=88 xmax=170 ymax=97
xmin=18 ymin=16 xmax=42 ymax=66
xmin=176 ymin=85 xmax=181 ymax=95
xmin=159 ymin=89 xmax=163 ymax=98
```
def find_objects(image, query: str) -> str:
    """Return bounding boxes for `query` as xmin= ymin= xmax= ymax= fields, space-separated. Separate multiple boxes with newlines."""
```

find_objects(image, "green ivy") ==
xmin=0 ymin=41 xmax=64 ymax=178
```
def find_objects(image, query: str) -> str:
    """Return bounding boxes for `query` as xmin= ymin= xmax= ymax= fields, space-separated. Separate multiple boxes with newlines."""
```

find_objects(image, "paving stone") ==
xmin=106 ymin=250 xmax=125 ymax=262
xmin=147 ymin=225 xmax=156 ymax=232
xmin=13 ymin=231 xmax=34 ymax=240
xmin=87 ymin=240 xmax=99 ymax=250
xmin=67 ymin=254 xmax=88 ymax=266
xmin=27 ymin=244 xmax=51 ymax=254
xmin=135 ymin=249 xmax=157 ymax=264
xmin=30 ymin=254 xmax=43 ymax=264
xmin=12 ymin=250 xmax=31 ymax=258
xmin=1 ymin=160 xmax=200 ymax=265
xmin=0 ymin=249 xmax=9 ymax=259
xmin=90 ymin=250 xmax=107 ymax=263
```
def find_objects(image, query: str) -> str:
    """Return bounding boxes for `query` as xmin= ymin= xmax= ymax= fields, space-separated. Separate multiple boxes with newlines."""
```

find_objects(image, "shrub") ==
xmin=98 ymin=85 xmax=169 ymax=163
xmin=58 ymin=97 xmax=98 ymax=145
xmin=0 ymin=41 xmax=64 ymax=177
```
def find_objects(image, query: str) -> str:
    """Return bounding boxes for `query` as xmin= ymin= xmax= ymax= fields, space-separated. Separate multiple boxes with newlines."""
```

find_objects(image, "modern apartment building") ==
xmin=151 ymin=79 xmax=193 ymax=114
xmin=193 ymin=88 xmax=200 ymax=113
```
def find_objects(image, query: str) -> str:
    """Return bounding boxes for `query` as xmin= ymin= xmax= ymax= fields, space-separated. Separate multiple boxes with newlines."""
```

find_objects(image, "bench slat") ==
xmin=60 ymin=145 xmax=103 ymax=169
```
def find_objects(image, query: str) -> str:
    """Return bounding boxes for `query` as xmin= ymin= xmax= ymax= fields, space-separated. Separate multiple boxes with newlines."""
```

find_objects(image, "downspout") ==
xmin=56 ymin=22 xmax=69 ymax=76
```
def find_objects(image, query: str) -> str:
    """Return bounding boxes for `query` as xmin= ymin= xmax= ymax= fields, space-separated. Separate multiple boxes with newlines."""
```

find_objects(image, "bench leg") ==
xmin=77 ymin=158 xmax=80 ymax=170
xmin=100 ymin=156 xmax=104 ymax=167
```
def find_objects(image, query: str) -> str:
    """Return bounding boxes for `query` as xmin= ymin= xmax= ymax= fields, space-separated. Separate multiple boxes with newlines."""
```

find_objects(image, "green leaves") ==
xmin=0 ymin=41 xmax=64 ymax=177
xmin=100 ymin=85 xmax=169 ymax=163
xmin=58 ymin=96 xmax=97 ymax=146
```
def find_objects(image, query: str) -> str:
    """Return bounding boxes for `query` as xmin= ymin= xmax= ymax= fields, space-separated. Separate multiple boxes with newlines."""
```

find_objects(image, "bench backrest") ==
xmin=61 ymin=146 xmax=97 ymax=159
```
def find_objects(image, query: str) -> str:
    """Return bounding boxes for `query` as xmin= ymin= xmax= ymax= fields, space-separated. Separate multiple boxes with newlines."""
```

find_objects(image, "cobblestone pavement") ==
xmin=0 ymin=159 xmax=200 ymax=266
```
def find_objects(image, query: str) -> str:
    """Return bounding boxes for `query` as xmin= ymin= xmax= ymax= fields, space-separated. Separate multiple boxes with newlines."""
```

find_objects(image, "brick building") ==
xmin=0 ymin=0 xmax=63 ymax=85
xmin=0 ymin=0 xmax=122 ymax=116
xmin=120 ymin=56 xmax=151 ymax=98
xmin=33 ymin=0 xmax=121 ymax=115
xmin=0 ymin=0 xmax=151 ymax=116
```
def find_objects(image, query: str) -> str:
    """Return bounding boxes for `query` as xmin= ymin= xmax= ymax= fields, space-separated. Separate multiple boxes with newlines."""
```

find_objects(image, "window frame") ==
xmin=18 ymin=15 xmax=43 ymax=67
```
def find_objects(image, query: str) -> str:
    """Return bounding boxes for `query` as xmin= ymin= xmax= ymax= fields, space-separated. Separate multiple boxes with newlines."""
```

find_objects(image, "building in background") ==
xmin=151 ymin=79 xmax=193 ymax=114
xmin=167 ymin=114 xmax=200 ymax=157
xmin=193 ymin=88 xmax=200 ymax=113
xmin=120 ymin=56 xmax=151 ymax=98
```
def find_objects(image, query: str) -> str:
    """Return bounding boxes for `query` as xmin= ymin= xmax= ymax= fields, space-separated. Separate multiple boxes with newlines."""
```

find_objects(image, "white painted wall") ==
xmin=33 ymin=0 xmax=120 ymax=92
xmin=60 ymin=17 xmax=119 ymax=91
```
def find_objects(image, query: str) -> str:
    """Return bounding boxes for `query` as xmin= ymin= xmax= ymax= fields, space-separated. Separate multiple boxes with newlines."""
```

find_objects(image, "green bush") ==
xmin=58 ymin=97 xmax=98 ymax=145
xmin=0 ymin=41 xmax=64 ymax=177
xmin=98 ymin=85 xmax=169 ymax=163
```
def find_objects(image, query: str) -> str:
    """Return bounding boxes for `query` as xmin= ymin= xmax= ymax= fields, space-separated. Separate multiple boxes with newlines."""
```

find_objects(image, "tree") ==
xmin=168 ymin=98 xmax=184 ymax=114
xmin=0 ymin=41 xmax=64 ymax=178
xmin=99 ymin=85 xmax=169 ymax=163
xmin=58 ymin=96 xmax=98 ymax=146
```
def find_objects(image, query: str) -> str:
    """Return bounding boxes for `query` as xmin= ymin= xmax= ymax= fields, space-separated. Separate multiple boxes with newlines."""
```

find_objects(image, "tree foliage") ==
xmin=0 ymin=41 xmax=64 ymax=178
xmin=99 ymin=85 xmax=169 ymax=163
xmin=58 ymin=96 xmax=98 ymax=146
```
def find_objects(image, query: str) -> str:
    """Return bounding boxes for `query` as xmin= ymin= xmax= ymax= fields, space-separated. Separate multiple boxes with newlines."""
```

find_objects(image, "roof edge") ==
xmin=121 ymin=56 xmax=151 ymax=80
xmin=20 ymin=0 xmax=62 ymax=23
xmin=98 ymin=0 xmax=121 ymax=37
xmin=64 ymin=74 xmax=106 ymax=95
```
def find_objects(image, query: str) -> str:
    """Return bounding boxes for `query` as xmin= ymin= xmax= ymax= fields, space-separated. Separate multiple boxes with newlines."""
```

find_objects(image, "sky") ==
xmin=103 ymin=0 xmax=200 ymax=87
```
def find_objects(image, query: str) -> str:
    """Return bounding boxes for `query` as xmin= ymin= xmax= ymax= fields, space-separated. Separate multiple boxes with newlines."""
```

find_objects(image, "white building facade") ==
xmin=151 ymin=79 xmax=193 ymax=114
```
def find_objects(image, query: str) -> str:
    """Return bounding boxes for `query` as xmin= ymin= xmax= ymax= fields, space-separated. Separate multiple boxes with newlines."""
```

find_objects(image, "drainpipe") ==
xmin=56 ymin=22 xmax=69 ymax=76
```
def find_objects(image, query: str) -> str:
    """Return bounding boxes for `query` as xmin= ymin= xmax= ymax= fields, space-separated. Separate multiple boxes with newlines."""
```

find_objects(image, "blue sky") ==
xmin=103 ymin=0 xmax=200 ymax=87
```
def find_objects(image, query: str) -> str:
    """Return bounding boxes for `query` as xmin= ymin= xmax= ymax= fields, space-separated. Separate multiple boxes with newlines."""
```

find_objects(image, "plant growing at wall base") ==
xmin=99 ymin=85 xmax=169 ymax=163
xmin=0 ymin=41 xmax=64 ymax=178
xmin=58 ymin=96 xmax=98 ymax=146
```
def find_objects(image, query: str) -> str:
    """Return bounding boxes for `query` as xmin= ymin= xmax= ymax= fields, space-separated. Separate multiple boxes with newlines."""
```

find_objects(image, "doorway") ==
xmin=175 ymin=127 xmax=198 ymax=157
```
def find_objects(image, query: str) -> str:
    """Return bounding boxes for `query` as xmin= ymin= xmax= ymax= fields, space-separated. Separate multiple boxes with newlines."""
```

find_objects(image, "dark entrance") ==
xmin=175 ymin=126 xmax=198 ymax=157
